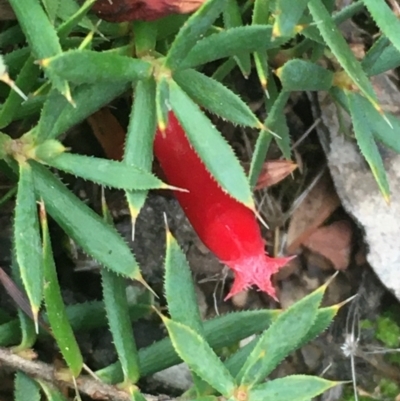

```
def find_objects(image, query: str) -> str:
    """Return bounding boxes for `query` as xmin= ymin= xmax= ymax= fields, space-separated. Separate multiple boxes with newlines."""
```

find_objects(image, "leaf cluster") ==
xmin=0 ymin=0 xmax=399 ymax=400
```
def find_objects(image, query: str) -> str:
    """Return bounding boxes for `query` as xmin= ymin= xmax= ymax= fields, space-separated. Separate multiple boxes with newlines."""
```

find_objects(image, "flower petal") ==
xmin=225 ymin=254 xmax=295 ymax=300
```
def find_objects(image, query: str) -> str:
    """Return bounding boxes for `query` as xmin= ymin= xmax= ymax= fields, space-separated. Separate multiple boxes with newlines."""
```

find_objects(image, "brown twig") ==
xmin=0 ymin=347 xmax=172 ymax=401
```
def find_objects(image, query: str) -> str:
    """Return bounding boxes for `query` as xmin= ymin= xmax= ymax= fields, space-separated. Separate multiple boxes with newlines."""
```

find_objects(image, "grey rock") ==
xmin=311 ymin=85 xmax=400 ymax=301
xmin=151 ymin=363 xmax=193 ymax=392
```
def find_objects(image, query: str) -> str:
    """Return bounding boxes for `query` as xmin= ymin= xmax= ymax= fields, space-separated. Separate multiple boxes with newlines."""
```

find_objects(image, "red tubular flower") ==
xmin=154 ymin=112 xmax=293 ymax=300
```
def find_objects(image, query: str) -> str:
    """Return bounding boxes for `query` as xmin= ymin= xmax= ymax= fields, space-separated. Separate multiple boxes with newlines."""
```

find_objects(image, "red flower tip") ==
xmin=225 ymin=254 xmax=295 ymax=301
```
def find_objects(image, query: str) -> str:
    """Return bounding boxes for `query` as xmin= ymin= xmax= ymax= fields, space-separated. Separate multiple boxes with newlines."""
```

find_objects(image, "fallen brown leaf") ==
xmin=255 ymin=160 xmax=297 ymax=190
xmin=92 ymin=0 xmax=205 ymax=22
xmin=87 ymin=108 xmax=126 ymax=161
xmin=286 ymin=173 xmax=340 ymax=253
xmin=303 ymin=220 xmax=352 ymax=271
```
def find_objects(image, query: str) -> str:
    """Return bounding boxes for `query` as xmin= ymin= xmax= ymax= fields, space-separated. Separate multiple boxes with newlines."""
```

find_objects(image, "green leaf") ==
xmin=225 ymin=339 xmax=259 ymax=378
xmin=42 ymin=50 xmax=152 ymax=85
xmin=223 ymin=0 xmax=243 ymax=28
xmin=131 ymin=389 xmax=149 ymax=401
xmin=308 ymin=0 xmax=379 ymax=109
xmin=169 ymin=81 xmax=254 ymax=208
xmin=237 ymin=285 xmax=325 ymax=387
xmin=0 ymin=301 xmax=150 ymax=347
xmin=8 ymin=0 xmax=69 ymax=96
xmin=12 ymin=95 xmax=45 ymax=122
xmin=223 ymin=0 xmax=251 ymax=77
xmin=57 ymin=0 xmax=97 ymax=39
xmin=253 ymin=51 xmax=269 ymax=91
xmin=0 ymin=320 xmax=20 ymax=346
xmin=249 ymin=131 xmax=272 ymax=188
xmin=356 ymin=95 xmax=400 ymax=154
xmin=15 ymin=372 xmax=40 ymax=401
xmin=347 ymin=91 xmax=390 ymax=201
xmin=0 ymin=308 xmax=12 ymax=325
xmin=36 ymin=150 xmax=170 ymax=191
xmin=0 ymin=56 xmax=40 ymax=129
xmin=252 ymin=0 xmax=270 ymax=24
xmin=37 ymin=380 xmax=68 ymax=401
xmin=225 ymin=306 xmax=336 ymax=378
xmin=164 ymin=229 xmax=203 ymax=334
xmin=61 ymin=301 xmax=151 ymax=333
xmin=124 ymin=79 xmax=157 ymax=225
xmin=156 ymin=14 xmax=189 ymax=41
xmin=330 ymin=87 xmax=400 ymax=155
xmin=36 ymin=81 xmax=129 ymax=142
xmin=269 ymin=91 xmax=291 ymax=159
xmin=173 ymin=69 xmax=261 ymax=128
xmin=99 ymin=196 xmax=140 ymax=386
xmin=0 ymin=25 xmax=25 ymax=48
xmin=133 ymin=21 xmax=158 ymax=56
xmin=35 ymin=90 xmax=70 ymax=143
xmin=32 ymin=162 xmax=143 ymax=280
xmin=97 ymin=309 xmax=279 ymax=382
xmin=277 ymin=59 xmax=333 ymax=91
xmin=56 ymin=0 xmax=96 ymax=29
xmin=2 ymin=48 xmax=30 ymax=77
xmin=155 ymin=77 xmax=170 ymax=131
xmin=41 ymin=203 xmax=83 ymax=377
xmin=297 ymin=305 xmax=337 ymax=349
xmin=180 ymin=25 xmax=277 ymax=69
xmin=362 ymin=0 xmax=400 ymax=55
xmin=248 ymin=375 xmax=338 ymax=401
xmin=211 ymin=57 xmax=236 ymax=82
xmin=362 ymin=37 xmax=400 ymax=77
xmin=14 ymin=162 xmax=43 ymax=322
xmin=273 ymin=0 xmax=310 ymax=37
xmin=165 ymin=0 xmax=227 ymax=70
xmin=42 ymin=0 xmax=60 ymax=23
xmin=300 ymin=0 xmax=341 ymax=44
xmin=6 ymin=0 xmax=60 ymax=59
xmin=162 ymin=317 xmax=236 ymax=397
xmin=101 ymin=268 xmax=140 ymax=384
xmin=0 ymin=134 xmax=12 ymax=160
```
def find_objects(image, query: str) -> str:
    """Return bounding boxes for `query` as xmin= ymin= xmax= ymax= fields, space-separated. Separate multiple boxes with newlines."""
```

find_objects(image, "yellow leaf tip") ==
xmin=37 ymin=58 xmax=50 ymax=68
xmin=136 ymin=274 xmax=158 ymax=298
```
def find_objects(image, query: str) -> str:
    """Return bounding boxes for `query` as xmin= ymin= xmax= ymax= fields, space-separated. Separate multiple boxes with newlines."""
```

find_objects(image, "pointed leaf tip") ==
xmin=38 ymin=58 xmax=50 ymax=68
xmin=32 ymin=307 xmax=39 ymax=334
xmin=136 ymin=274 xmax=158 ymax=298
xmin=158 ymin=120 xmax=167 ymax=134
xmin=319 ymin=270 xmax=339 ymax=294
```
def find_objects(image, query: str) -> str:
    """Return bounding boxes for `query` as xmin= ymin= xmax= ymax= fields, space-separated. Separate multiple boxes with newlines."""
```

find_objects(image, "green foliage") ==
xmin=1 ymin=0 xmax=400 ymax=399
xmin=237 ymin=285 xmax=324 ymax=387
xmin=376 ymin=313 xmax=400 ymax=349
xmin=14 ymin=372 xmax=41 ymax=401
xmin=14 ymin=163 xmax=43 ymax=324
xmin=41 ymin=203 xmax=83 ymax=377
xmin=159 ymin=253 xmax=339 ymax=400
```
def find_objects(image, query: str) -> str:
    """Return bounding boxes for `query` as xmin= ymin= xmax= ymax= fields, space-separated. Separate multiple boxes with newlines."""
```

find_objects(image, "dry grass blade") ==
xmin=0 ymin=267 xmax=35 ymax=321
xmin=0 ymin=267 xmax=50 ymax=333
